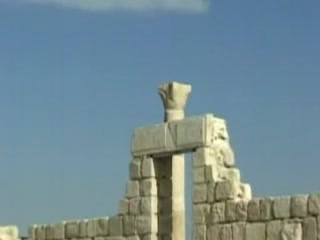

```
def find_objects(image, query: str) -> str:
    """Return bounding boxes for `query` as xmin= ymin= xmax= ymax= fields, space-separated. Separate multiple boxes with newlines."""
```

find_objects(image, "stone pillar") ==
xmin=158 ymin=81 xmax=192 ymax=240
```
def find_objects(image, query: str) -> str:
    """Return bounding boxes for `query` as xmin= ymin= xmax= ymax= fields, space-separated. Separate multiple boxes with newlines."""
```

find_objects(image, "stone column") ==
xmin=158 ymin=81 xmax=192 ymax=240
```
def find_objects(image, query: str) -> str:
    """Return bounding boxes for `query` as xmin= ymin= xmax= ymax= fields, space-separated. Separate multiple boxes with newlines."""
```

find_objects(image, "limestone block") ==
xmin=308 ymin=192 xmax=320 ymax=215
xmin=260 ymin=198 xmax=273 ymax=221
xmin=246 ymin=223 xmax=266 ymax=240
xmin=193 ymin=225 xmax=206 ymax=240
xmin=123 ymin=216 xmax=135 ymax=236
xmin=127 ymin=236 xmax=140 ymax=240
xmin=95 ymin=218 xmax=109 ymax=236
xmin=158 ymin=216 xmax=172 ymax=234
xmin=266 ymin=220 xmax=282 ymax=240
xmin=303 ymin=217 xmax=317 ymax=240
xmin=119 ymin=199 xmax=129 ymax=215
xmin=129 ymin=198 xmax=141 ymax=215
xmin=220 ymin=224 xmax=232 ymax=240
xmin=193 ymin=204 xmax=210 ymax=225
xmin=108 ymin=216 xmax=123 ymax=236
xmin=193 ymin=183 xmax=207 ymax=203
xmin=142 ymin=157 xmax=155 ymax=178
xmin=141 ymin=197 xmax=158 ymax=214
xmin=207 ymin=225 xmax=221 ymax=240
xmin=225 ymin=200 xmax=237 ymax=222
xmin=126 ymin=181 xmax=140 ymax=198
xmin=159 ymin=179 xmax=172 ymax=197
xmin=136 ymin=215 xmax=158 ymax=235
xmin=215 ymin=180 xmax=239 ymax=201
xmin=65 ymin=221 xmax=79 ymax=238
xmin=79 ymin=219 xmax=88 ymax=238
xmin=45 ymin=225 xmax=54 ymax=240
xmin=131 ymin=115 xmax=215 ymax=157
xmin=273 ymin=196 xmax=291 ymax=219
xmin=281 ymin=221 xmax=302 ymax=240
xmin=193 ymin=167 xmax=206 ymax=183
xmin=106 ymin=237 xmax=125 ymax=240
xmin=205 ymin=165 xmax=218 ymax=182
xmin=316 ymin=216 xmax=320 ymax=240
xmin=192 ymin=147 xmax=215 ymax=167
xmin=210 ymin=202 xmax=225 ymax=224
xmin=140 ymin=178 xmax=157 ymax=196
xmin=29 ymin=225 xmax=37 ymax=240
xmin=141 ymin=235 xmax=157 ymax=240
xmin=0 ymin=226 xmax=19 ymax=240
xmin=131 ymin=123 xmax=166 ymax=156
xmin=214 ymin=141 xmax=235 ymax=167
xmin=247 ymin=198 xmax=261 ymax=222
xmin=239 ymin=183 xmax=252 ymax=200
xmin=36 ymin=225 xmax=46 ymax=240
xmin=207 ymin=182 xmax=215 ymax=203
xmin=53 ymin=222 xmax=65 ymax=239
xmin=291 ymin=195 xmax=308 ymax=218
xmin=130 ymin=158 xmax=141 ymax=180
xmin=232 ymin=222 xmax=246 ymax=240
xmin=219 ymin=168 xmax=240 ymax=183
xmin=158 ymin=198 xmax=172 ymax=214
xmin=236 ymin=200 xmax=248 ymax=221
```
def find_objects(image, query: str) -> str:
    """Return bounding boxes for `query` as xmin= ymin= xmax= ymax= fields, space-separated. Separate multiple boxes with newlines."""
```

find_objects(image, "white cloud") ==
xmin=22 ymin=0 xmax=209 ymax=13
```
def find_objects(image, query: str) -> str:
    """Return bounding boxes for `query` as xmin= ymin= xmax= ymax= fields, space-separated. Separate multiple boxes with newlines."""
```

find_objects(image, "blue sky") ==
xmin=0 ymin=0 xmax=320 ymax=236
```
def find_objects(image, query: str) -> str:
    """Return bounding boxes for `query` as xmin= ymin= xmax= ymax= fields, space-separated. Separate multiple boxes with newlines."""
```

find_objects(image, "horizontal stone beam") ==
xmin=131 ymin=114 xmax=215 ymax=157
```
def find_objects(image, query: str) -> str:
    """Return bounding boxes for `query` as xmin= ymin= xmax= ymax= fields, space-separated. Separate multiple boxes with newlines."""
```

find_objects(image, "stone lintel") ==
xmin=130 ymin=114 xmax=215 ymax=157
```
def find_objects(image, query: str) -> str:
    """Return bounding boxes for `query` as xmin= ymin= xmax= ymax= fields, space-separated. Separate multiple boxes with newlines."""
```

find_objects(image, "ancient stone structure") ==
xmin=2 ymin=81 xmax=320 ymax=240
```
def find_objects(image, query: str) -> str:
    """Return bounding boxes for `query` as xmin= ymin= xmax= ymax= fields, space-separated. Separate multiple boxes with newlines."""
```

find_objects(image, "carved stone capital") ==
xmin=158 ymin=81 xmax=191 ymax=122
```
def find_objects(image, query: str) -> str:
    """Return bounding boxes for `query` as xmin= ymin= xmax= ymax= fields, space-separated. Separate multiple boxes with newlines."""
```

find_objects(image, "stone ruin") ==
xmin=1 ymin=81 xmax=320 ymax=240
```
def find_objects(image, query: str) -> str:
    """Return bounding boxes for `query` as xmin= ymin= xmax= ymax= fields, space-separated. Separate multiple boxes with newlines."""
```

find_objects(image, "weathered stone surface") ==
xmin=235 ymin=200 xmax=248 ymax=221
xmin=123 ymin=216 xmax=135 ymax=236
xmin=215 ymin=180 xmax=238 ymax=201
xmin=0 ymin=226 xmax=19 ymax=240
xmin=239 ymin=183 xmax=252 ymax=200
xmin=141 ymin=234 xmax=157 ymax=240
xmin=303 ymin=217 xmax=317 ymax=240
xmin=219 ymin=168 xmax=240 ymax=183
xmin=232 ymin=222 xmax=245 ymax=240
xmin=127 ymin=236 xmax=140 ymax=240
xmin=129 ymin=198 xmax=141 ymax=215
xmin=193 ymin=225 xmax=206 ymax=240
xmin=45 ymin=225 xmax=54 ymax=240
xmin=281 ymin=221 xmax=302 ymax=240
xmin=205 ymin=165 xmax=217 ymax=182
xmin=193 ymin=147 xmax=214 ymax=167
xmin=260 ymin=198 xmax=273 ymax=221
xmin=207 ymin=225 xmax=221 ymax=240
xmin=210 ymin=202 xmax=225 ymax=224
xmin=65 ymin=221 xmax=79 ymax=238
xmin=37 ymin=225 xmax=46 ymax=240
xmin=78 ymin=220 xmax=88 ymax=237
xmin=29 ymin=225 xmax=37 ymax=240
xmin=87 ymin=218 xmax=108 ymax=237
xmin=246 ymin=223 xmax=266 ymax=240
xmin=106 ymin=237 xmax=125 ymax=240
xmin=141 ymin=197 xmax=158 ymax=214
xmin=308 ymin=193 xmax=320 ymax=215
xmin=207 ymin=182 xmax=215 ymax=203
xmin=136 ymin=215 xmax=158 ymax=235
xmin=108 ymin=216 xmax=123 ymax=236
xmin=291 ymin=195 xmax=308 ymax=217
xmin=247 ymin=198 xmax=260 ymax=222
xmin=130 ymin=158 xmax=141 ymax=180
xmin=225 ymin=200 xmax=237 ymax=222
xmin=193 ymin=183 xmax=207 ymax=203
xmin=119 ymin=199 xmax=129 ymax=215
xmin=193 ymin=167 xmax=206 ymax=183
xmin=220 ymin=224 xmax=232 ymax=240
xmin=273 ymin=196 xmax=291 ymax=219
xmin=140 ymin=178 xmax=157 ymax=196
xmin=266 ymin=220 xmax=282 ymax=240
xmin=53 ymin=222 xmax=65 ymax=239
xmin=142 ymin=157 xmax=155 ymax=178
xmin=193 ymin=204 xmax=210 ymax=225
xmin=126 ymin=181 xmax=140 ymax=198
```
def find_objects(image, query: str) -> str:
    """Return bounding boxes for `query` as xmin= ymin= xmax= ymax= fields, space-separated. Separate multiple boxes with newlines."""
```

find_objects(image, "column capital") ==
xmin=158 ymin=81 xmax=191 ymax=122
